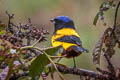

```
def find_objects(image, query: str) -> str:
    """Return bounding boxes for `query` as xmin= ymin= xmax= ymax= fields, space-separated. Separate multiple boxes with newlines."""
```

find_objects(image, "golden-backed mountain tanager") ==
xmin=50 ymin=16 xmax=88 ymax=67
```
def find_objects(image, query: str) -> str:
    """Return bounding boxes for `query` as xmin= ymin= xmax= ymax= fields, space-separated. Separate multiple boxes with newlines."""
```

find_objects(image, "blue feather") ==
xmin=55 ymin=16 xmax=71 ymax=22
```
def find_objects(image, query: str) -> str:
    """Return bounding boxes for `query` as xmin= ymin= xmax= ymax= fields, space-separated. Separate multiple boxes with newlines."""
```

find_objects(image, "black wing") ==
xmin=55 ymin=35 xmax=82 ymax=46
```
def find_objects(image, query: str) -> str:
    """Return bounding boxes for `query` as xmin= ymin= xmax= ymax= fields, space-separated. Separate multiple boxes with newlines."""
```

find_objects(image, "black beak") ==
xmin=50 ymin=19 xmax=55 ymax=23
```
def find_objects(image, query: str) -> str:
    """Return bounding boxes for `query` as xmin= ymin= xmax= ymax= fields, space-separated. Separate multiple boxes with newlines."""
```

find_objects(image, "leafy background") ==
xmin=0 ymin=0 xmax=120 ymax=80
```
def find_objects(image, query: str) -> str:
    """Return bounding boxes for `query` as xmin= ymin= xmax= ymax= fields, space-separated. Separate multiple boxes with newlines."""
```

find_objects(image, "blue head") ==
xmin=55 ymin=16 xmax=71 ymax=23
xmin=50 ymin=16 xmax=75 ymax=32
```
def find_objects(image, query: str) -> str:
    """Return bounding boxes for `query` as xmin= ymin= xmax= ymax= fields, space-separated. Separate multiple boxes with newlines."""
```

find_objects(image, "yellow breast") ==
xmin=51 ymin=28 xmax=80 ymax=50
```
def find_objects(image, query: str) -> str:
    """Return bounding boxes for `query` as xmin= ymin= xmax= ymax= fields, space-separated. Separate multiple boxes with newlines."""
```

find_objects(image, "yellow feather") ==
xmin=51 ymin=28 xmax=79 ymax=50
xmin=56 ymin=28 xmax=80 ymax=37
xmin=52 ymin=41 xmax=77 ymax=50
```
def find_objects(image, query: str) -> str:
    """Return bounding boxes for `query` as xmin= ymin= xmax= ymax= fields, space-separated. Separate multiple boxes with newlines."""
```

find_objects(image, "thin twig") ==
xmin=113 ymin=1 xmax=120 ymax=31
xmin=102 ymin=48 xmax=115 ymax=74
xmin=26 ymin=18 xmax=32 ymax=46
xmin=26 ymin=31 xmax=31 ymax=46
xmin=6 ymin=11 xmax=15 ymax=34
xmin=32 ymin=35 xmax=43 ymax=46
xmin=96 ymin=67 xmax=111 ymax=75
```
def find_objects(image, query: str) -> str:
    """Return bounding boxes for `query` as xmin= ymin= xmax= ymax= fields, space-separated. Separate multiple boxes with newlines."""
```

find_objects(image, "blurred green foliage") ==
xmin=3 ymin=0 xmax=59 ymax=16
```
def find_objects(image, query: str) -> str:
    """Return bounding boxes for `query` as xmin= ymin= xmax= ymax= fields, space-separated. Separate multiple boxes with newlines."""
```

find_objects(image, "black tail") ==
xmin=71 ymin=46 xmax=89 ymax=53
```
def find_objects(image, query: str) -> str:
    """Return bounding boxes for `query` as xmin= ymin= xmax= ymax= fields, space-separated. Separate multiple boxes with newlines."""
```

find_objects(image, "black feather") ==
xmin=55 ymin=35 xmax=82 ymax=46
xmin=70 ymin=46 xmax=89 ymax=53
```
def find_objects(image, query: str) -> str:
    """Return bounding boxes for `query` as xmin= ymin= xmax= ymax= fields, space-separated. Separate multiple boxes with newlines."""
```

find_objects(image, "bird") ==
xmin=50 ymin=16 xmax=88 ymax=68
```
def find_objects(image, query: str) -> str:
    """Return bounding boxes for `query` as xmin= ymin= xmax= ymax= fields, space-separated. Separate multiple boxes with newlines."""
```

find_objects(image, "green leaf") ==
xmin=29 ymin=53 xmax=49 ymax=79
xmin=109 ymin=1 xmax=113 ymax=6
xmin=0 ymin=23 xmax=6 ymax=35
xmin=0 ymin=30 xmax=5 ymax=35
xmin=93 ymin=13 xmax=99 ymax=26
xmin=44 ymin=66 xmax=50 ymax=75
xmin=100 ymin=2 xmax=106 ymax=9
xmin=0 ymin=56 xmax=6 ymax=61
xmin=44 ymin=46 xmax=63 ymax=56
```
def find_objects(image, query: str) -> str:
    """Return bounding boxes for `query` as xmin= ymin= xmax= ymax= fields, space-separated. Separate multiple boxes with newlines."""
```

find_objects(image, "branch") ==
xmin=56 ymin=64 xmax=109 ymax=80
xmin=9 ymin=64 xmax=109 ymax=80
xmin=102 ymin=48 xmax=117 ymax=80
xmin=104 ymin=53 xmax=115 ymax=74
xmin=113 ymin=1 xmax=120 ymax=32
xmin=6 ymin=11 xmax=15 ymax=34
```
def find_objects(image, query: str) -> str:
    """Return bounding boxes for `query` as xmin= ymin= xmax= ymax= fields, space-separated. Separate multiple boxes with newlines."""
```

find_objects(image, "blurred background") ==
xmin=0 ymin=0 xmax=120 ymax=80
